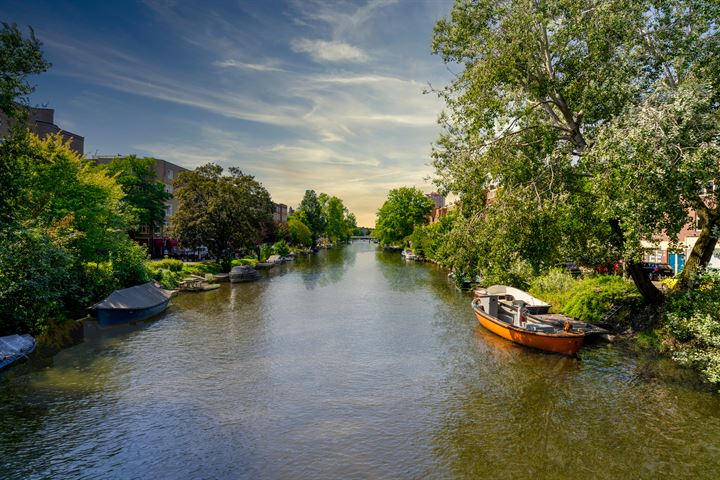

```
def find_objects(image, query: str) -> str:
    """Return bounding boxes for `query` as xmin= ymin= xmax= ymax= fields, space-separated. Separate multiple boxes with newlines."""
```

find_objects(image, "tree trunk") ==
xmin=675 ymin=212 xmax=719 ymax=291
xmin=627 ymin=261 xmax=664 ymax=304
xmin=609 ymin=218 xmax=664 ymax=304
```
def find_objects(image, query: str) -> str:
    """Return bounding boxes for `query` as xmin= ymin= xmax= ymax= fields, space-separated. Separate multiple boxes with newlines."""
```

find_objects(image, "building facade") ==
xmin=92 ymin=155 xmax=188 ymax=257
xmin=273 ymin=203 xmax=289 ymax=224
xmin=0 ymin=106 xmax=84 ymax=154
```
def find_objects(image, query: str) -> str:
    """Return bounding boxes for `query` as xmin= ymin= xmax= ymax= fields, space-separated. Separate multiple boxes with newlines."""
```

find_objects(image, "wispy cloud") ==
xmin=214 ymin=59 xmax=286 ymax=72
xmin=290 ymin=38 xmax=368 ymax=63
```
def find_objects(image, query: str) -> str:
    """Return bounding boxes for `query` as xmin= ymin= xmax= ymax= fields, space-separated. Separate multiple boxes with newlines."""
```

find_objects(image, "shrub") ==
xmin=231 ymin=257 xmax=257 ymax=267
xmin=149 ymin=258 xmax=184 ymax=272
xmin=662 ymin=271 xmax=720 ymax=386
xmin=0 ymin=228 xmax=73 ymax=335
xmin=111 ymin=239 xmax=151 ymax=287
xmin=273 ymin=240 xmax=290 ymax=257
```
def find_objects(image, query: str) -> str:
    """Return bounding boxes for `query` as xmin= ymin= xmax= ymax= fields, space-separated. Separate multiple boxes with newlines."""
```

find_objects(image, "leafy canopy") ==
xmin=169 ymin=163 xmax=273 ymax=261
xmin=374 ymin=187 xmax=434 ymax=246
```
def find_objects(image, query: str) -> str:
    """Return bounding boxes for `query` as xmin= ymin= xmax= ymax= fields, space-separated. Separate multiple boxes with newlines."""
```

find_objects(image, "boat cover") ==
xmin=91 ymin=282 xmax=172 ymax=310
xmin=0 ymin=334 xmax=35 ymax=359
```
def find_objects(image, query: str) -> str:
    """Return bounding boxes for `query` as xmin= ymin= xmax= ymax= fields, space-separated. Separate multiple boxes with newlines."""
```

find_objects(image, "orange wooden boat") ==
xmin=472 ymin=289 xmax=585 ymax=355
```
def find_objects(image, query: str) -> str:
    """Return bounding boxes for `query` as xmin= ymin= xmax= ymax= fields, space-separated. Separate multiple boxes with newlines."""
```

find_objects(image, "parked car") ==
xmin=640 ymin=262 xmax=674 ymax=280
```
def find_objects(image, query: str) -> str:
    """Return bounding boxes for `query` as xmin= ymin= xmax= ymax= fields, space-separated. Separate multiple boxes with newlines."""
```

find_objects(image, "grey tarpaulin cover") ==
xmin=91 ymin=282 xmax=173 ymax=310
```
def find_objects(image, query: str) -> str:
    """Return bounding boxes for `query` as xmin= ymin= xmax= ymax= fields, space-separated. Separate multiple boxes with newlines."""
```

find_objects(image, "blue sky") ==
xmin=2 ymin=0 xmax=455 ymax=226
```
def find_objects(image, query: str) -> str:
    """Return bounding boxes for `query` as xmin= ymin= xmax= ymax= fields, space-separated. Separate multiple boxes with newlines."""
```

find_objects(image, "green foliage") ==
xmin=296 ymin=190 xmax=325 ymax=241
xmin=102 ymin=155 xmax=171 ymax=234
xmin=109 ymin=238 xmax=151 ymax=287
xmin=430 ymin=0 xmax=720 ymax=302
xmin=0 ymin=133 xmax=151 ymax=334
xmin=288 ymin=217 xmax=313 ymax=247
xmin=374 ymin=187 xmax=434 ymax=246
xmin=530 ymin=272 xmax=641 ymax=323
xmin=258 ymin=243 xmax=273 ymax=262
xmin=0 ymin=22 xmax=50 ymax=119
xmin=662 ymin=271 xmax=720 ymax=385
xmin=325 ymin=196 xmax=350 ymax=242
xmin=0 ymin=227 xmax=72 ymax=334
xmin=170 ymin=163 xmax=274 ymax=261
xmin=152 ymin=268 xmax=181 ymax=290
xmin=273 ymin=240 xmax=290 ymax=257
xmin=148 ymin=258 xmax=184 ymax=272
xmin=231 ymin=257 xmax=257 ymax=267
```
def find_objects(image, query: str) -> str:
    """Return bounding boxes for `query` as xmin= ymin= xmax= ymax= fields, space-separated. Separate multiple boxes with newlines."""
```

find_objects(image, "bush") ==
xmin=111 ymin=239 xmax=151 ymax=287
xmin=662 ymin=271 xmax=720 ymax=386
xmin=153 ymin=268 xmax=183 ymax=289
xmin=148 ymin=258 xmax=184 ymax=272
xmin=273 ymin=240 xmax=290 ymax=257
xmin=0 ymin=228 xmax=73 ymax=335
xmin=231 ymin=257 xmax=257 ymax=267
xmin=259 ymin=244 xmax=273 ymax=262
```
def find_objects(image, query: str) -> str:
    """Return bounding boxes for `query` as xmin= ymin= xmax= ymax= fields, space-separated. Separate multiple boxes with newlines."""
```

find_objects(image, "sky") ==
xmin=2 ymin=0 xmax=455 ymax=226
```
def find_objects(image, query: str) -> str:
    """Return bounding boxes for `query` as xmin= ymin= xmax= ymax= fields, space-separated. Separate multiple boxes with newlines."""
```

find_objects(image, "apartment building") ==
xmin=92 ymin=155 xmax=188 ymax=257
xmin=0 ymin=106 xmax=84 ymax=154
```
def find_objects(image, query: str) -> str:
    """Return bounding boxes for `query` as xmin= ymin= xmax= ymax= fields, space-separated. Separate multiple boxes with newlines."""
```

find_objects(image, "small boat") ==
xmin=0 ymin=334 xmax=36 ymax=371
xmin=472 ymin=287 xmax=585 ymax=355
xmin=230 ymin=265 xmax=260 ymax=283
xmin=90 ymin=282 xmax=173 ymax=326
xmin=401 ymin=249 xmax=419 ymax=260
xmin=482 ymin=285 xmax=550 ymax=314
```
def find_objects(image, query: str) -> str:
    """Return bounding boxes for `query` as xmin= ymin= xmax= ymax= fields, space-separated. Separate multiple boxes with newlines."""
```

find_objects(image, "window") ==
xmin=167 ymin=169 xmax=174 ymax=180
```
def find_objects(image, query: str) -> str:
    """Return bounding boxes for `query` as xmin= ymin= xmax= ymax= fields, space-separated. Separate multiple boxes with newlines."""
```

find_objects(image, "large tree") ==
xmin=169 ymin=163 xmax=273 ymax=262
xmin=295 ymin=189 xmax=325 ymax=242
xmin=431 ymin=0 xmax=719 ymax=302
xmin=374 ymin=187 xmax=434 ymax=246
xmin=102 ymin=156 xmax=171 ymax=253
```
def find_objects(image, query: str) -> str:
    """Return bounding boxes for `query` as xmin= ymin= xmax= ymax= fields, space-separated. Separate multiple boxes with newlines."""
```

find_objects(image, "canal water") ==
xmin=1 ymin=242 xmax=720 ymax=479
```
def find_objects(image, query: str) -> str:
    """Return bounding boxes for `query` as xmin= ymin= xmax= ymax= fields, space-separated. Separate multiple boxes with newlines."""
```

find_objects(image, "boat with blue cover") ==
xmin=90 ymin=282 xmax=173 ymax=326
xmin=0 ymin=334 xmax=36 ymax=371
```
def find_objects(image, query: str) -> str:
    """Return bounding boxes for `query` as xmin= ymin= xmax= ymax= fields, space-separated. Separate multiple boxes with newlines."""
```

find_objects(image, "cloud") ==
xmin=290 ymin=38 xmax=368 ymax=63
xmin=214 ymin=59 xmax=286 ymax=72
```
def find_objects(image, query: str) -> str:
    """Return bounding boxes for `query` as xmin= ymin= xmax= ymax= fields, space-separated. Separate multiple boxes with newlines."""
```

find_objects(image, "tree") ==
xmin=0 ymin=133 xmax=150 ymax=334
xmin=288 ymin=217 xmax=313 ymax=247
xmin=590 ymin=81 xmax=720 ymax=291
xmin=374 ymin=187 xmax=434 ymax=246
xmin=169 ymin=163 xmax=273 ymax=263
xmin=0 ymin=22 xmax=50 ymax=223
xmin=431 ymin=0 xmax=719 ymax=302
xmin=296 ymin=190 xmax=325 ymax=242
xmin=325 ymin=196 xmax=349 ymax=243
xmin=103 ymin=156 xmax=172 ymax=252
xmin=0 ymin=22 xmax=50 ymax=119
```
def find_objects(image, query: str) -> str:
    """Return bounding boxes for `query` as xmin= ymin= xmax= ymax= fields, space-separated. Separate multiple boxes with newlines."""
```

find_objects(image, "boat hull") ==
xmin=473 ymin=308 xmax=584 ymax=355
xmin=96 ymin=299 xmax=170 ymax=326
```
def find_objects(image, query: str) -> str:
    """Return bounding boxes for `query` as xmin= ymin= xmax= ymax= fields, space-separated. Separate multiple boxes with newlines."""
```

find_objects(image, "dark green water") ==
xmin=2 ymin=242 xmax=719 ymax=479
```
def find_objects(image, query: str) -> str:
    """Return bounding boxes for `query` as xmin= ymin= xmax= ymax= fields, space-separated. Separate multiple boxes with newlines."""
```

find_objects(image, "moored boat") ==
xmin=90 ymin=282 xmax=173 ymax=326
xmin=230 ymin=265 xmax=260 ymax=283
xmin=481 ymin=285 xmax=551 ymax=314
xmin=472 ymin=288 xmax=585 ymax=355
xmin=0 ymin=334 xmax=36 ymax=371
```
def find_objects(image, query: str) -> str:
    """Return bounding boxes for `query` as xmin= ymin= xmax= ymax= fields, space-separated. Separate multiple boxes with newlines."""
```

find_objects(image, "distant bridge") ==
xmin=350 ymin=236 xmax=375 ymax=242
